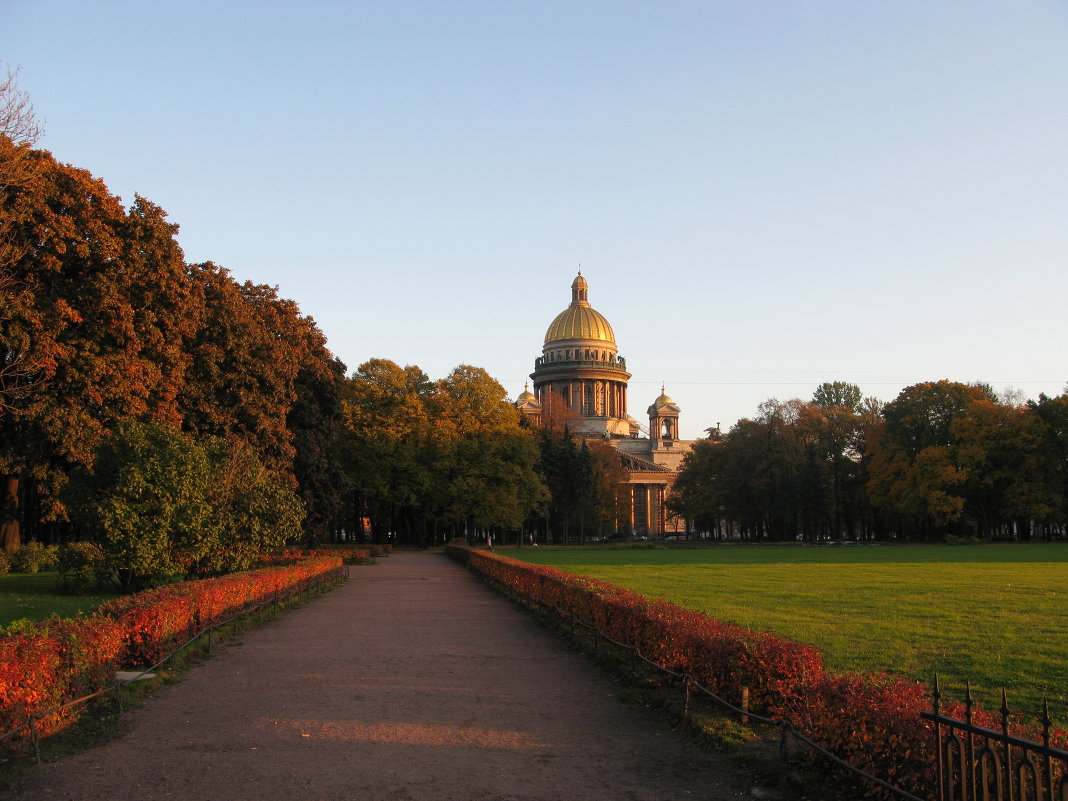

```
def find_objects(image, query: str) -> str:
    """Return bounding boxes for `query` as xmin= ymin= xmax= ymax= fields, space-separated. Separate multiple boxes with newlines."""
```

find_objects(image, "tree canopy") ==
xmin=671 ymin=381 xmax=1068 ymax=541
xmin=0 ymin=143 xmax=347 ymax=552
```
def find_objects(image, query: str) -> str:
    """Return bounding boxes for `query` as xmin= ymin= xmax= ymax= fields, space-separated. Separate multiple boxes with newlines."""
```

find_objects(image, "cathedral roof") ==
xmin=543 ymin=272 xmax=617 ymax=346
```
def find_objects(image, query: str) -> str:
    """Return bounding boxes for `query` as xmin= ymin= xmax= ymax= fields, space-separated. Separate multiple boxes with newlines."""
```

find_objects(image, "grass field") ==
xmin=0 ymin=572 xmax=118 ymax=628
xmin=503 ymin=542 xmax=1068 ymax=723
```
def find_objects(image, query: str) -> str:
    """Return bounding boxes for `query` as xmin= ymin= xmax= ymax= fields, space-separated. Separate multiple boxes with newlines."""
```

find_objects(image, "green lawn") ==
xmin=0 ymin=572 xmax=119 ymax=628
xmin=503 ymin=543 xmax=1068 ymax=723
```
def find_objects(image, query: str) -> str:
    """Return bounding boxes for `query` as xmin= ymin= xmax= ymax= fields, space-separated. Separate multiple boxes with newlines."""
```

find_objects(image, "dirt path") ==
xmin=10 ymin=552 xmax=761 ymax=801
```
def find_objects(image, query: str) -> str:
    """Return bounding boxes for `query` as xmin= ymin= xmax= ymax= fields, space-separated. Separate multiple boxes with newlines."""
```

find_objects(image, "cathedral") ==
xmin=516 ymin=273 xmax=692 ymax=536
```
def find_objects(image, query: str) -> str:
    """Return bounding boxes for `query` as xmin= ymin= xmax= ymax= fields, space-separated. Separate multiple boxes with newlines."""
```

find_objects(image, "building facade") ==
xmin=517 ymin=273 xmax=692 ymax=536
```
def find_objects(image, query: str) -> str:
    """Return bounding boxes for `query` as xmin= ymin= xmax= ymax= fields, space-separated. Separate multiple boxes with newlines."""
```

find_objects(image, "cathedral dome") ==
xmin=648 ymin=385 xmax=681 ymax=414
xmin=516 ymin=382 xmax=538 ymax=403
xmin=543 ymin=272 xmax=617 ymax=346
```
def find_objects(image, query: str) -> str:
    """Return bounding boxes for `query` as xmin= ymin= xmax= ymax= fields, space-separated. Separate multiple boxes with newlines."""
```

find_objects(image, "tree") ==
xmin=798 ymin=382 xmax=872 ymax=539
xmin=812 ymin=381 xmax=863 ymax=412
xmin=179 ymin=264 xmax=307 ymax=479
xmin=0 ymin=66 xmax=42 ymax=145
xmin=1027 ymin=391 xmax=1068 ymax=531
xmin=341 ymin=358 xmax=435 ymax=543
xmin=867 ymin=381 xmax=988 ymax=537
xmin=194 ymin=437 xmax=305 ymax=576
xmin=587 ymin=438 xmax=630 ymax=537
xmin=289 ymin=344 xmax=350 ymax=541
xmin=1 ymin=152 xmax=196 ymax=549
xmin=433 ymin=365 xmax=545 ymax=538
xmin=64 ymin=421 xmax=213 ymax=590
xmin=1 ymin=67 xmax=44 ymax=424
xmin=65 ymin=422 xmax=305 ymax=589
xmin=668 ymin=437 xmax=726 ymax=535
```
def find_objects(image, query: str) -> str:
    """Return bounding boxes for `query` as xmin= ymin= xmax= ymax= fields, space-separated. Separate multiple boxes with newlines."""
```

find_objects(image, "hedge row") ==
xmin=448 ymin=546 xmax=1065 ymax=799
xmin=0 ymin=556 xmax=342 ymax=741
xmin=282 ymin=544 xmax=391 ymax=564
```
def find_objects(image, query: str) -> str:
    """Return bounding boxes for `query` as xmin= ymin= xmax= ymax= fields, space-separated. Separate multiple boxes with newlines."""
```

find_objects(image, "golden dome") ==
xmin=543 ymin=272 xmax=617 ymax=345
xmin=516 ymin=382 xmax=538 ymax=403
xmin=649 ymin=385 xmax=681 ymax=414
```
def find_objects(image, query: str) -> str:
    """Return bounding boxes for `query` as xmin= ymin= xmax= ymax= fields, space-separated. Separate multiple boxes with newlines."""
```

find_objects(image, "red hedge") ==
xmin=1 ymin=556 xmax=342 ymax=742
xmin=448 ymin=545 xmax=1066 ymax=800
xmin=0 ymin=616 xmax=124 ymax=738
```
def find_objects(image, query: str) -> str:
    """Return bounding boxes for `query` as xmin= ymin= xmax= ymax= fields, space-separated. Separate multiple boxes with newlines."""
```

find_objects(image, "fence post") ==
xmin=932 ymin=676 xmax=945 ymax=801
xmin=29 ymin=714 xmax=41 ymax=764
xmin=741 ymin=686 xmax=750 ymax=724
xmin=114 ymin=678 xmax=124 ymax=714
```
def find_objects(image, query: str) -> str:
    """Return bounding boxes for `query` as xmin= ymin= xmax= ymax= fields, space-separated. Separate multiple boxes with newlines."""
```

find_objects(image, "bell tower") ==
xmin=648 ymin=386 xmax=681 ymax=450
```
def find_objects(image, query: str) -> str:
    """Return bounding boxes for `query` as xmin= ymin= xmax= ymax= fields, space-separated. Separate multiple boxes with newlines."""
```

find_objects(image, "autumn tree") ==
xmin=1 ymin=67 xmax=44 ymax=422
xmin=0 ymin=152 xmax=200 ymax=550
xmin=867 ymin=381 xmax=988 ymax=538
xmin=180 ymin=264 xmax=303 ymax=478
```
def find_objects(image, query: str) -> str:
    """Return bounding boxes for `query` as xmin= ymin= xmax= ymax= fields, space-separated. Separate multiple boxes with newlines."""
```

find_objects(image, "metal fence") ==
xmin=921 ymin=679 xmax=1068 ymax=801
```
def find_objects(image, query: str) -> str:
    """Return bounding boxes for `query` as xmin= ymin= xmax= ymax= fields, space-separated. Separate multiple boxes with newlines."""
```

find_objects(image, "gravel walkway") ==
xmin=10 ymin=551 xmax=760 ymax=800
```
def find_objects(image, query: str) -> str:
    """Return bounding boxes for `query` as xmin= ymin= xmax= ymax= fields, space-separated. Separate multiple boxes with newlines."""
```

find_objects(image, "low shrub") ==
xmin=0 ymin=615 xmax=123 ymax=739
xmin=0 ymin=549 xmax=9 ymax=575
xmin=57 ymin=541 xmax=108 ymax=594
xmin=11 ymin=542 xmax=60 ymax=574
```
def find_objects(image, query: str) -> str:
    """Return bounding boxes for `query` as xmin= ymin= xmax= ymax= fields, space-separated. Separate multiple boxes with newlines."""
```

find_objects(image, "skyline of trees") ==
xmin=670 ymin=380 xmax=1068 ymax=541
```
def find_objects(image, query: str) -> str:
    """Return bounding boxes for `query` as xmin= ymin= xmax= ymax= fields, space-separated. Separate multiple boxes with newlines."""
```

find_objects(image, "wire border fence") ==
xmin=0 ymin=564 xmax=346 ymax=763
xmin=477 ymin=568 xmax=928 ymax=801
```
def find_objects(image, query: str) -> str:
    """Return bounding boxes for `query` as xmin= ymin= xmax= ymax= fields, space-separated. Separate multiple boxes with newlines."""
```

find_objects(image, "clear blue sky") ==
xmin=4 ymin=1 xmax=1066 ymax=439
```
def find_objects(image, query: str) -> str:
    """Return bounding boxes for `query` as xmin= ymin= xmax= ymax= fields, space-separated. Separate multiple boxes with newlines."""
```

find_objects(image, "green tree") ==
xmin=341 ymin=358 xmax=435 ymax=543
xmin=668 ymin=436 xmax=727 ymax=536
xmin=66 ymin=422 xmax=305 ymax=588
xmin=433 ymin=365 xmax=545 ymax=539
xmin=194 ymin=437 xmax=305 ymax=576
xmin=289 ymin=344 xmax=350 ymax=541
xmin=65 ymin=421 xmax=213 ymax=590
xmin=1026 ymin=391 xmax=1068 ymax=531
xmin=799 ymin=382 xmax=873 ymax=539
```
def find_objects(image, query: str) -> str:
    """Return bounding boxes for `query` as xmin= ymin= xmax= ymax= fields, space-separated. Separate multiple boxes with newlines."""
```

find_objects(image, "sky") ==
xmin=3 ymin=0 xmax=1066 ymax=440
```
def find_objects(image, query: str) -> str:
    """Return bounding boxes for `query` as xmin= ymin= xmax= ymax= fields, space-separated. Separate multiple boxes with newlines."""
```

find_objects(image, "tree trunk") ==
xmin=1 ymin=475 xmax=20 ymax=553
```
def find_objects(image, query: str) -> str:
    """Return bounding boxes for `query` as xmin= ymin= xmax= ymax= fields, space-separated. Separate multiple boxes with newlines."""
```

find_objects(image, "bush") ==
xmin=11 ymin=541 xmax=60 ymax=573
xmin=0 ymin=549 xmax=10 ymax=575
xmin=0 ymin=615 xmax=124 ymax=739
xmin=57 ymin=541 xmax=108 ymax=594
